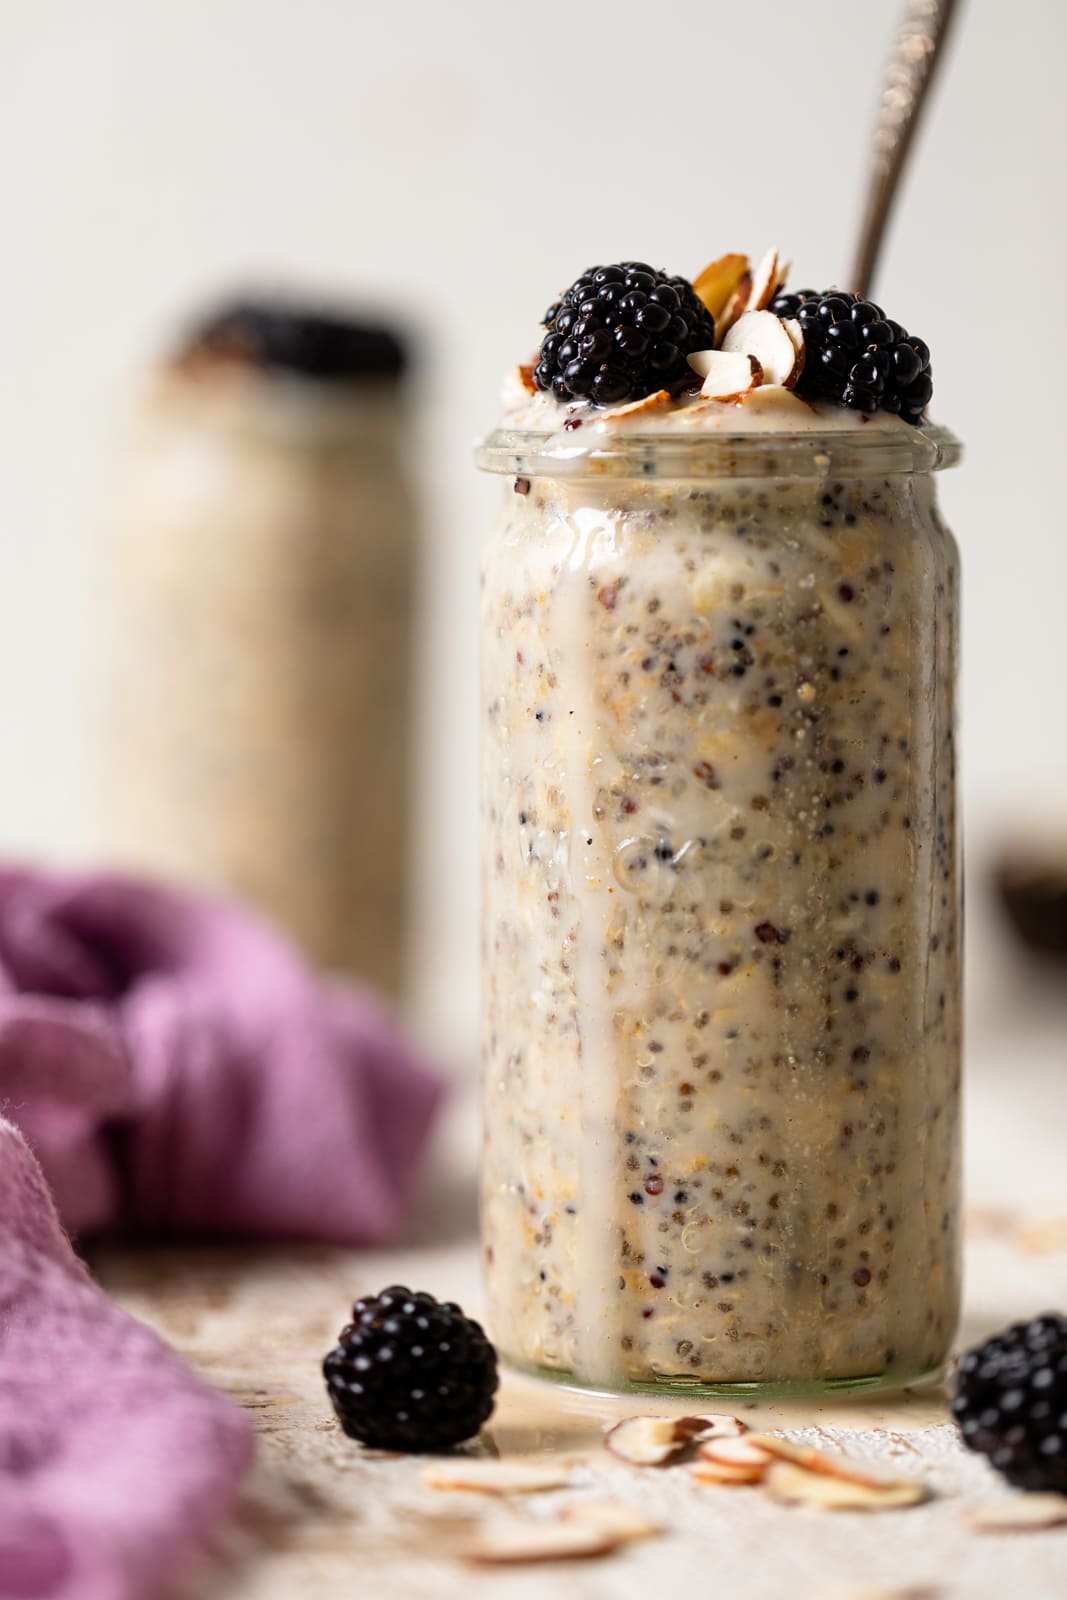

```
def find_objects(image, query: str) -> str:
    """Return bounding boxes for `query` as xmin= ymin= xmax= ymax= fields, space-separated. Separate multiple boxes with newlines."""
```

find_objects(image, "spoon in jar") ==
xmin=849 ymin=0 xmax=962 ymax=298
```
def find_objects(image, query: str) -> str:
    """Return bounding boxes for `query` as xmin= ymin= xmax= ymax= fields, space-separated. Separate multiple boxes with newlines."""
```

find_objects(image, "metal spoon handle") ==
xmin=850 ymin=0 xmax=961 ymax=298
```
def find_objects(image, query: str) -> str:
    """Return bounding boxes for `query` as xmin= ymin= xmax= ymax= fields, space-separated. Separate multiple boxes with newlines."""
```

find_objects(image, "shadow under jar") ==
xmin=477 ymin=421 xmax=962 ymax=1396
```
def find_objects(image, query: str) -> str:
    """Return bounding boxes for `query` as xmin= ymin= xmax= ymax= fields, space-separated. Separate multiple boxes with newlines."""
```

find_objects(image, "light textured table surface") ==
xmin=95 ymin=988 xmax=1067 ymax=1600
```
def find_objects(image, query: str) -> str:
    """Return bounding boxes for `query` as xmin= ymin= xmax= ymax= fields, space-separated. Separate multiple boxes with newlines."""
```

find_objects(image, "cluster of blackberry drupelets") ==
xmin=534 ymin=263 xmax=716 ymax=407
xmin=952 ymin=1313 xmax=1067 ymax=1492
xmin=323 ymin=1286 xmax=498 ymax=1452
xmin=770 ymin=288 xmax=932 ymax=423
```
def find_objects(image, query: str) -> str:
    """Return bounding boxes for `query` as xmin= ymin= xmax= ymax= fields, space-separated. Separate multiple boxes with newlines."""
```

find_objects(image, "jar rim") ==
xmin=475 ymin=421 xmax=961 ymax=480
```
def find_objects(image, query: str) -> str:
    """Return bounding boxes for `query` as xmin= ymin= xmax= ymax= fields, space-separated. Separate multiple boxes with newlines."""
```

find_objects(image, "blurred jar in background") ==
xmin=96 ymin=298 xmax=415 ymax=994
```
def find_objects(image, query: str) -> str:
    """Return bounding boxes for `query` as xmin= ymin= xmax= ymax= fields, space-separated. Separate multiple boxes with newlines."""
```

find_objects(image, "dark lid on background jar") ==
xmin=173 ymin=295 xmax=408 ymax=382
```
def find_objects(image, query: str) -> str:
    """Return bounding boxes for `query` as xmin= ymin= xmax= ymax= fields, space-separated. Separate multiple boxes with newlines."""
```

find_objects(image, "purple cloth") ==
xmin=0 ymin=866 xmax=445 ymax=1242
xmin=0 ymin=866 xmax=446 ymax=1597
xmin=0 ymin=1117 xmax=254 ymax=1600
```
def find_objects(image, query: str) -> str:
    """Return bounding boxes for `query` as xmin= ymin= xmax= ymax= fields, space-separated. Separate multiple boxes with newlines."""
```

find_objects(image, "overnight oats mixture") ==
xmin=99 ymin=300 xmax=415 ymax=993
xmin=478 ymin=250 xmax=962 ymax=1393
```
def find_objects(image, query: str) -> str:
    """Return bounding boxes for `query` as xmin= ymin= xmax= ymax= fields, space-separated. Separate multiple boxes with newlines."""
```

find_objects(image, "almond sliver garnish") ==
xmin=687 ymin=349 xmax=763 ymax=401
xmin=598 ymin=389 xmax=673 ymax=421
xmin=721 ymin=311 xmax=803 ymax=388
xmin=747 ymin=247 xmax=781 ymax=312
xmin=692 ymin=252 xmax=750 ymax=321
xmin=714 ymin=273 xmax=753 ymax=345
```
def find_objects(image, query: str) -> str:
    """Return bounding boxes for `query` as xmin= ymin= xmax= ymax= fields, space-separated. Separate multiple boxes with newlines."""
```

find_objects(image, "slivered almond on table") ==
xmin=966 ymin=1494 xmax=1067 ymax=1532
xmin=692 ymin=1434 xmax=775 ymax=1486
xmin=604 ymin=1411 xmax=747 ymax=1465
xmin=460 ymin=1522 xmax=620 ymax=1565
xmin=604 ymin=1414 xmax=690 ymax=1466
xmin=747 ymin=1434 xmax=929 ymax=1510
xmin=423 ymin=1457 xmax=576 ymax=1495
xmin=561 ymin=1499 xmax=663 ymax=1541
xmin=764 ymin=1461 xmax=927 ymax=1510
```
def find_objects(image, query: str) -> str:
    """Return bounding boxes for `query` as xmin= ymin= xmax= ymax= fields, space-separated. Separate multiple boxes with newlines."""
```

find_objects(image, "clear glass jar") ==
xmin=476 ymin=421 xmax=962 ymax=1395
xmin=97 ymin=367 xmax=415 ymax=994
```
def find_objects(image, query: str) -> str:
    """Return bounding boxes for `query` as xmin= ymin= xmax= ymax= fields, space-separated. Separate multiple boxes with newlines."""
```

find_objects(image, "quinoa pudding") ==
xmin=477 ymin=255 xmax=962 ymax=1393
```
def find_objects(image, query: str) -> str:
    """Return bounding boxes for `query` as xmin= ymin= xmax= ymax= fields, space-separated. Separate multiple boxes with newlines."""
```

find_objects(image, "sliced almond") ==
xmin=687 ymin=349 xmax=762 ymax=401
xmin=693 ymin=1435 xmax=772 ymax=1485
xmin=966 ymin=1494 xmax=1067 ymax=1532
xmin=692 ymin=1458 xmax=765 ymax=1486
xmin=598 ymin=389 xmax=672 ymax=421
xmin=698 ymin=1436 xmax=774 ymax=1470
xmin=560 ymin=1499 xmax=662 ymax=1542
xmin=765 ymin=1460 xmax=927 ymax=1511
xmin=424 ymin=1457 xmax=575 ymax=1495
xmin=746 ymin=1434 xmax=831 ymax=1471
xmin=501 ymin=363 xmax=539 ymax=410
xmin=783 ymin=318 xmax=806 ymax=384
xmin=748 ymin=1434 xmax=922 ymax=1493
xmin=1017 ymin=1219 xmax=1067 ymax=1255
xmin=735 ymin=384 xmax=815 ymax=417
xmin=692 ymin=252 xmax=750 ymax=320
xmin=747 ymin=247 xmax=792 ymax=310
xmin=460 ymin=1522 xmax=619 ymax=1565
xmin=677 ymin=1412 xmax=748 ymax=1442
xmin=721 ymin=311 xmax=803 ymax=388
xmin=604 ymin=1414 xmax=689 ymax=1466
xmin=748 ymin=248 xmax=781 ymax=312
xmin=715 ymin=273 xmax=752 ymax=344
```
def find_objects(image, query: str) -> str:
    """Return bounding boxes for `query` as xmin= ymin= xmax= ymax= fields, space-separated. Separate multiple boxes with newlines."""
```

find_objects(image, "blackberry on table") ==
xmin=534 ymin=262 xmax=716 ymax=407
xmin=950 ymin=1313 xmax=1067 ymax=1491
xmin=323 ymin=1285 xmax=499 ymax=1452
xmin=769 ymin=288 xmax=932 ymax=425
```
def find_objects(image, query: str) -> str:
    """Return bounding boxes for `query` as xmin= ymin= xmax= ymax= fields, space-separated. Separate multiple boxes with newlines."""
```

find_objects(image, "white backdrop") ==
xmin=1 ymin=0 xmax=1064 ymax=1058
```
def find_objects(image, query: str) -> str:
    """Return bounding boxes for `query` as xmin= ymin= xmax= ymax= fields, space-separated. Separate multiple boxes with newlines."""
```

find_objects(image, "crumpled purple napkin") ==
xmin=0 ymin=1117 xmax=254 ymax=1600
xmin=0 ymin=865 xmax=447 ymax=1598
xmin=0 ymin=866 xmax=445 ymax=1242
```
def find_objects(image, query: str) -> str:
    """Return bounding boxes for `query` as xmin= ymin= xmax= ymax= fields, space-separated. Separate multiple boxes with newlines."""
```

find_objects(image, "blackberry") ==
xmin=769 ymin=288 xmax=932 ymax=425
xmin=177 ymin=298 xmax=407 ymax=381
xmin=534 ymin=262 xmax=716 ymax=407
xmin=951 ymin=1313 xmax=1067 ymax=1491
xmin=323 ymin=1285 xmax=499 ymax=1451
xmin=996 ymin=855 xmax=1067 ymax=963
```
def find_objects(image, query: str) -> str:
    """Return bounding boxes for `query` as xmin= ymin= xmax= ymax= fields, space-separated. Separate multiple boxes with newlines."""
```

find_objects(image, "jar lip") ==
xmin=475 ymin=421 xmax=962 ymax=480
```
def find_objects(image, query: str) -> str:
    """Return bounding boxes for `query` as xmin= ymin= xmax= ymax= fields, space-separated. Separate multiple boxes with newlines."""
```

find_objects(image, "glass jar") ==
xmin=476 ymin=420 xmax=962 ymax=1395
xmin=97 ymin=366 xmax=415 ymax=994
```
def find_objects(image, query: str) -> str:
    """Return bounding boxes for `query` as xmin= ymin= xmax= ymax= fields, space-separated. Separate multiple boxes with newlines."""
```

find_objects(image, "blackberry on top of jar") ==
xmin=534 ymin=262 xmax=716 ymax=407
xmin=527 ymin=248 xmax=933 ymax=425
xmin=769 ymin=288 xmax=932 ymax=423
